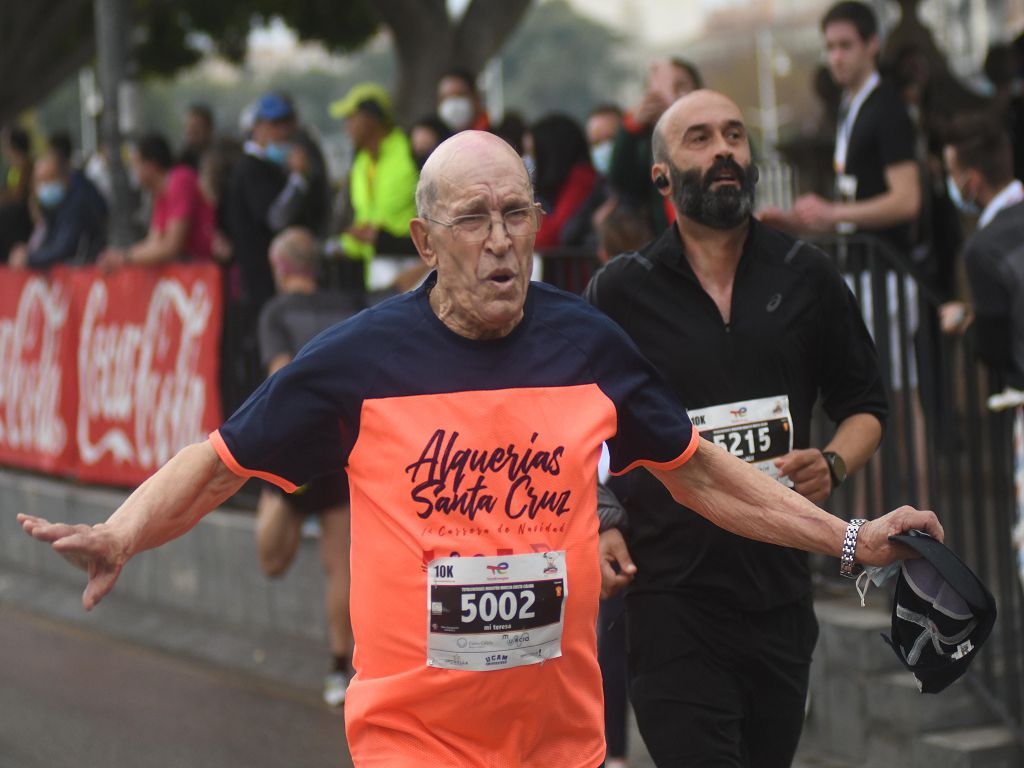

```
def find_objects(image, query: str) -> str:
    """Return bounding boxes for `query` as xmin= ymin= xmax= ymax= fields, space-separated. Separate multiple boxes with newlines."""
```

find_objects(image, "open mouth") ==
xmin=487 ymin=271 xmax=515 ymax=285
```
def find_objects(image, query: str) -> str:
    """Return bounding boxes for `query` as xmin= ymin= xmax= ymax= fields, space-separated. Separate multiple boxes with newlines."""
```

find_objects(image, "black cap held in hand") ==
xmin=882 ymin=530 xmax=996 ymax=694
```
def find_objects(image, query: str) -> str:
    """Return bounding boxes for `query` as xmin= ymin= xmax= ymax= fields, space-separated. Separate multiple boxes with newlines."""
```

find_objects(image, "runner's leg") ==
xmin=739 ymin=596 xmax=818 ymax=768
xmin=628 ymin=597 xmax=745 ymax=767
xmin=255 ymin=486 xmax=302 ymax=577
xmin=318 ymin=505 xmax=353 ymax=658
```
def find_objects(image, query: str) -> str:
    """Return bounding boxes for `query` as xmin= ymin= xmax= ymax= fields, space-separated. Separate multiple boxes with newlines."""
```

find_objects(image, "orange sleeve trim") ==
xmin=208 ymin=430 xmax=299 ymax=494
xmin=609 ymin=424 xmax=700 ymax=476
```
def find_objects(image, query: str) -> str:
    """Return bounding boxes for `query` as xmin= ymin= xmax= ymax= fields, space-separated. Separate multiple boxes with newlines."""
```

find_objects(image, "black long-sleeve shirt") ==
xmin=225 ymin=152 xmax=288 ymax=310
xmin=586 ymin=219 xmax=888 ymax=611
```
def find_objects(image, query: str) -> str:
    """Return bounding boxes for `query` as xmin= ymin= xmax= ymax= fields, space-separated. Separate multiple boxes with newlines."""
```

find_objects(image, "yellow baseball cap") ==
xmin=329 ymin=83 xmax=392 ymax=120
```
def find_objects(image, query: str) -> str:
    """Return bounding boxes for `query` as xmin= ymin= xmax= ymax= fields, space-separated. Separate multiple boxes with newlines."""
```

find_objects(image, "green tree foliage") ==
xmin=0 ymin=0 xmax=96 ymax=128
xmin=31 ymin=0 xmax=635 ymax=161
xmin=1 ymin=0 xmax=383 ymax=128
xmin=132 ymin=0 xmax=382 ymax=74
xmin=1 ymin=0 xmax=533 ymax=128
xmin=501 ymin=0 xmax=633 ymax=122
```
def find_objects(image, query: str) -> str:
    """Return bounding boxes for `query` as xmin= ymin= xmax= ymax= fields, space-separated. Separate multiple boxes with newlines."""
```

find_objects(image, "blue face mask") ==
xmin=947 ymin=175 xmax=979 ymax=216
xmin=590 ymin=141 xmax=613 ymax=177
xmin=264 ymin=142 xmax=290 ymax=167
xmin=36 ymin=181 xmax=66 ymax=209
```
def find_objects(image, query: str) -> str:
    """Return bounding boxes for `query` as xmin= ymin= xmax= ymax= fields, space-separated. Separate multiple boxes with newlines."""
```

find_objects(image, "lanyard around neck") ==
xmin=834 ymin=71 xmax=880 ymax=174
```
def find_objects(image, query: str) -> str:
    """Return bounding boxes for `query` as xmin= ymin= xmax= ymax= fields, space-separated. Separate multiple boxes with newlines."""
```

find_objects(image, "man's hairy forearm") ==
xmin=105 ymin=440 xmax=245 ymax=560
xmin=654 ymin=438 xmax=846 ymax=557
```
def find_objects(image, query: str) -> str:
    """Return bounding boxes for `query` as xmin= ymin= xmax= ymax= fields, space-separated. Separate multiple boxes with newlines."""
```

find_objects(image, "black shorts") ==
xmin=271 ymin=471 xmax=349 ymax=515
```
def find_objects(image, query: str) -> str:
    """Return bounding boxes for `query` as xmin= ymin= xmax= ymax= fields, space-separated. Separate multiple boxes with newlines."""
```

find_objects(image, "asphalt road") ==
xmin=0 ymin=606 xmax=352 ymax=768
xmin=0 ymin=604 xmax=842 ymax=768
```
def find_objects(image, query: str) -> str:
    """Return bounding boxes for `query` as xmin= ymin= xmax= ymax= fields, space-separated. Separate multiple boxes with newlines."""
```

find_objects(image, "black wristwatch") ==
xmin=822 ymin=450 xmax=847 ymax=490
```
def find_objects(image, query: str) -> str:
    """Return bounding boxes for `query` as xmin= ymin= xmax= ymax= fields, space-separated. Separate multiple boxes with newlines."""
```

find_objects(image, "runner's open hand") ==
xmin=17 ymin=514 xmax=127 ymax=611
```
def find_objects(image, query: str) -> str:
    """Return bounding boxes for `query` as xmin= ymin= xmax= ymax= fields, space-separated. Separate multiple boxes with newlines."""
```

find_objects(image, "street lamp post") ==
xmin=93 ymin=0 xmax=134 ymax=247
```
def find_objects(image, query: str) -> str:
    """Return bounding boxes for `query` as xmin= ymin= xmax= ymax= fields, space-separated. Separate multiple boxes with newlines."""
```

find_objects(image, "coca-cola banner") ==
xmin=0 ymin=264 xmax=222 ymax=486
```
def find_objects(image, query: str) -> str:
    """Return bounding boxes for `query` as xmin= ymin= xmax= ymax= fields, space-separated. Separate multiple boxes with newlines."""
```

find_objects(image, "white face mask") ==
xmin=590 ymin=140 xmax=613 ymax=176
xmin=946 ymin=175 xmax=979 ymax=216
xmin=439 ymin=96 xmax=475 ymax=131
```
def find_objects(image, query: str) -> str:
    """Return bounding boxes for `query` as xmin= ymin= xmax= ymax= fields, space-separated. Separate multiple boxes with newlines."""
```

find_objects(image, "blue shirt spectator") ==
xmin=8 ymin=150 xmax=107 ymax=269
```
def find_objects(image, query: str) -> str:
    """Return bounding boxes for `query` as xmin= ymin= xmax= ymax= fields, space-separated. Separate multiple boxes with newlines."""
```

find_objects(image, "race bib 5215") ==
xmin=689 ymin=395 xmax=793 ymax=485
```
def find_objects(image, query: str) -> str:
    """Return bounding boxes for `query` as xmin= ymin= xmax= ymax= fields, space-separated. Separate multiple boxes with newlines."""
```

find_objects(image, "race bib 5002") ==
xmin=427 ymin=551 xmax=567 ymax=672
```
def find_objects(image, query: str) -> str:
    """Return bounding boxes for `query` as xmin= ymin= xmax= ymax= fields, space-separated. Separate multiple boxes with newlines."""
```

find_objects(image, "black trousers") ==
xmin=598 ymin=593 xmax=629 ymax=759
xmin=627 ymin=593 xmax=818 ymax=768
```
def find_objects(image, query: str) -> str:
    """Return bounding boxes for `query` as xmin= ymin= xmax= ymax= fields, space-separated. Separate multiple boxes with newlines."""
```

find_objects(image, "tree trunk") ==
xmin=375 ymin=0 xmax=533 ymax=126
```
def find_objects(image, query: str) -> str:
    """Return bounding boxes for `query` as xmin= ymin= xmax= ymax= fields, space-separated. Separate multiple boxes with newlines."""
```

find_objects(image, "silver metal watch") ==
xmin=840 ymin=518 xmax=868 ymax=578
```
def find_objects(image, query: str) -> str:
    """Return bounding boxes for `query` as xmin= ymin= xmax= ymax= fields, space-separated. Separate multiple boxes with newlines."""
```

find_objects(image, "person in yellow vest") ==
xmin=329 ymin=83 xmax=422 ymax=294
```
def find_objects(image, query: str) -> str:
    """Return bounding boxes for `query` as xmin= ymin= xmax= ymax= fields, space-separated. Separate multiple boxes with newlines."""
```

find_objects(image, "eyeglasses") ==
xmin=424 ymin=206 xmax=544 ymax=243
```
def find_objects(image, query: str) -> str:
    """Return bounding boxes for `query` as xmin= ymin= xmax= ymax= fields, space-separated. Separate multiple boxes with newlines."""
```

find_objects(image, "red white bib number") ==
xmin=427 ymin=552 xmax=567 ymax=671
xmin=689 ymin=395 xmax=794 ymax=486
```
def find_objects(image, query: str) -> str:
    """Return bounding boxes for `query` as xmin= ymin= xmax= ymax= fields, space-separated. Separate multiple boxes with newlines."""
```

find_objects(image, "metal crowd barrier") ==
xmin=535 ymin=247 xmax=602 ymax=295
xmin=808 ymin=233 xmax=1024 ymax=745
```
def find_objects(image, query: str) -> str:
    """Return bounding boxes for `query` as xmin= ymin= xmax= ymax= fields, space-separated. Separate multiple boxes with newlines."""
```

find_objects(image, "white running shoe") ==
xmin=323 ymin=671 xmax=350 ymax=707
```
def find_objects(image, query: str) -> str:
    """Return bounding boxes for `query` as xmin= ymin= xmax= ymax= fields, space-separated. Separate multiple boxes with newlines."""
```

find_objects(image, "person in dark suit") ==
xmin=940 ymin=114 xmax=1024 ymax=602
xmin=940 ymin=115 xmax=1024 ymax=382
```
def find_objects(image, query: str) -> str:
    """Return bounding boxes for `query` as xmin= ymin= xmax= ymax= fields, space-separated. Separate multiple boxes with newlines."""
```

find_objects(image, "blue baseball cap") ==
xmin=254 ymin=93 xmax=294 ymax=122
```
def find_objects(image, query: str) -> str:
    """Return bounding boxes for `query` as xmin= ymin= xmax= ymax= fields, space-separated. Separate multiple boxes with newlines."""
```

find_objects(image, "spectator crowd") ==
xmin=5 ymin=3 xmax=1024 ymax=765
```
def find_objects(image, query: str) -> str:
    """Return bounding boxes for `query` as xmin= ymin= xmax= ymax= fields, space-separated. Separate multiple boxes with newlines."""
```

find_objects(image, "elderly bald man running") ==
xmin=18 ymin=129 xmax=941 ymax=767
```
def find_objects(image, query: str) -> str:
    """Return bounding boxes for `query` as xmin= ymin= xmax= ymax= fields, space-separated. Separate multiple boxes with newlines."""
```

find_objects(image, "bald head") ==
xmin=652 ymin=90 xmax=745 ymax=166
xmin=416 ymin=130 xmax=530 ymax=218
xmin=649 ymin=90 xmax=755 ymax=231
xmin=408 ymin=130 xmax=538 ymax=341
xmin=269 ymin=226 xmax=319 ymax=277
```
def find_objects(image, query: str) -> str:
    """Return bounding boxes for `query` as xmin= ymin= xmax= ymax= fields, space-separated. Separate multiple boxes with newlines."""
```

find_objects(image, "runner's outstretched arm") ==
xmin=18 ymin=439 xmax=245 ymax=611
xmin=652 ymin=438 xmax=943 ymax=567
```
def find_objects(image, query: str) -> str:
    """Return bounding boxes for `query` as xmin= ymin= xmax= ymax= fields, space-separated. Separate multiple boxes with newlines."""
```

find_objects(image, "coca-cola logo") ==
xmin=0 ymin=277 xmax=69 ymax=455
xmin=77 ymin=276 xmax=212 ymax=470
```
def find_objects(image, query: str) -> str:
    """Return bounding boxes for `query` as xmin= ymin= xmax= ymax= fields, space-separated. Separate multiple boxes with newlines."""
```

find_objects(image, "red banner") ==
xmin=0 ymin=264 xmax=222 ymax=486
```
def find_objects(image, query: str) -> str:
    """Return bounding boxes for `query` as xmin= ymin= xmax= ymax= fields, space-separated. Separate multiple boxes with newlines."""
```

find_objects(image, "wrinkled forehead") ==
xmin=670 ymin=93 xmax=745 ymax=138
xmin=653 ymin=98 xmax=744 ymax=162
xmin=430 ymin=145 xmax=532 ymax=215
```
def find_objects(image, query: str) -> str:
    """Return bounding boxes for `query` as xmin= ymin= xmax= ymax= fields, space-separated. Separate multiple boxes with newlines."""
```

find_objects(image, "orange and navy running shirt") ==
xmin=212 ymin=274 xmax=697 ymax=767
